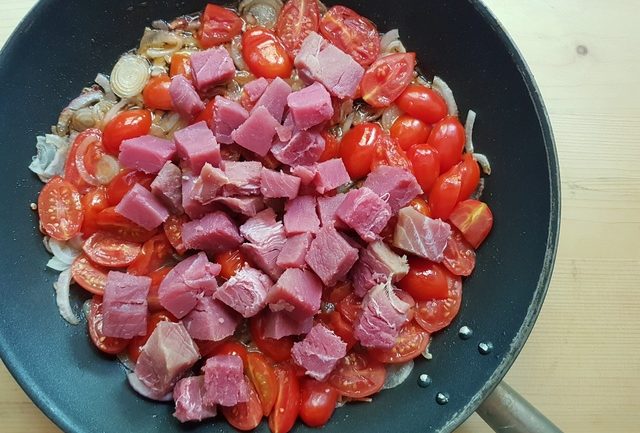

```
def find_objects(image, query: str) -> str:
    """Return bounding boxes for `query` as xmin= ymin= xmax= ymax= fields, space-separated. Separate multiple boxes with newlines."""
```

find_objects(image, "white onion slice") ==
xmin=471 ymin=178 xmax=486 ymax=200
xmin=53 ymin=269 xmax=80 ymax=325
xmin=110 ymin=54 xmax=150 ymax=99
xmin=381 ymin=105 xmax=403 ymax=131
xmin=432 ymin=76 xmax=458 ymax=117
xmin=94 ymin=154 xmax=120 ymax=185
xmin=101 ymin=98 xmax=129 ymax=128
xmin=127 ymin=373 xmax=173 ymax=402
xmin=464 ymin=109 xmax=476 ymax=154
xmin=94 ymin=73 xmax=116 ymax=102
xmin=117 ymin=352 xmax=136 ymax=371
xmin=67 ymin=90 xmax=104 ymax=111
xmin=380 ymin=29 xmax=407 ymax=54
xmin=231 ymin=35 xmax=248 ymax=71
xmin=47 ymin=257 xmax=70 ymax=272
xmin=74 ymin=134 xmax=101 ymax=186
xmin=473 ymin=153 xmax=492 ymax=175
xmin=46 ymin=237 xmax=81 ymax=271
xmin=422 ymin=340 xmax=433 ymax=360
xmin=382 ymin=360 xmax=414 ymax=390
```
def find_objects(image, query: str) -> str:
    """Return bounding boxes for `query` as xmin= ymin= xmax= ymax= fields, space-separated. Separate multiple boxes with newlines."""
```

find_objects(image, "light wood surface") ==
xmin=2 ymin=1 xmax=639 ymax=432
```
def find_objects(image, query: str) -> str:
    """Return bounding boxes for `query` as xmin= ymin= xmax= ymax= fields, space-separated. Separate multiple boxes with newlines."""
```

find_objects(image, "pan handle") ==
xmin=476 ymin=381 xmax=563 ymax=433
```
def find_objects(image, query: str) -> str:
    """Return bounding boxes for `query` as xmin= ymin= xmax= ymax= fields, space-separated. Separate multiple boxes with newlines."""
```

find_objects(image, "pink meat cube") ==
xmin=159 ymin=252 xmax=221 ymax=319
xmin=239 ymin=208 xmax=286 ymax=280
xmin=213 ymin=196 xmax=266 ymax=217
xmin=151 ymin=162 xmax=183 ymax=214
xmin=173 ymin=376 xmax=217 ymax=423
xmin=213 ymin=96 xmax=249 ymax=145
xmin=190 ymin=163 xmax=228 ymax=205
xmin=174 ymin=121 xmax=221 ymax=173
xmin=290 ymin=165 xmax=318 ymax=186
xmin=202 ymin=355 xmax=249 ymax=407
xmin=287 ymin=82 xmax=334 ymax=130
xmin=317 ymin=193 xmax=348 ymax=229
xmin=351 ymin=240 xmax=409 ymax=297
xmin=170 ymin=75 xmax=205 ymax=120
xmin=393 ymin=206 xmax=452 ymax=262
xmin=119 ymin=135 xmax=176 ymax=174
xmin=190 ymin=47 xmax=235 ymax=91
xmin=262 ymin=310 xmax=313 ymax=339
xmin=102 ymin=271 xmax=150 ymax=339
xmin=363 ymin=165 xmax=423 ymax=213
xmin=336 ymin=187 xmax=392 ymax=242
xmin=115 ymin=184 xmax=170 ymax=231
xmin=182 ymin=297 xmax=241 ymax=341
xmin=135 ymin=321 xmax=200 ymax=395
xmin=241 ymin=243 xmax=284 ymax=281
xmin=268 ymin=268 xmax=322 ymax=320
xmin=291 ymin=324 xmax=347 ymax=380
xmin=271 ymin=129 xmax=325 ymax=166
xmin=231 ymin=106 xmax=280 ymax=156
xmin=181 ymin=170 xmax=218 ymax=219
xmin=182 ymin=211 xmax=243 ymax=255
xmin=215 ymin=266 xmax=272 ymax=318
xmin=276 ymin=232 xmax=313 ymax=269
xmin=284 ymin=195 xmax=320 ymax=235
xmin=243 ymin=77 xmax=269 ymax=106
xmin=275 ymin=111 xmax=295 ymax=142
xmin=253 ymin=77 xmax=292 ymax=122
xmin=260 ymin=168 xmax=301 ymax=199
xmin=222 ymin=161 xmax=263 ymax=196
xmin=314 ymin=158 xmax=350 ymax=194
xmin=306 ymin=225 xmax=359 ymax=286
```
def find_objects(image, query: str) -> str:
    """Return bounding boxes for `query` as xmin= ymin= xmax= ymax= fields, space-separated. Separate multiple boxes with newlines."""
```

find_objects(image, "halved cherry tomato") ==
xmin=95 ymin=207 xmax=158 ymax=243
xmin=429 ymin=170 xmax=462 ymax=220
xmin=269 ymin=363 xmax=300 ymax=433
xmin=414 ymin=272 xmax=462 ymax=333
xmin=127 ymin=310 xmax=177 ymax=363
xmin=246 ymin=352 xmax=278 ymax=416
xmin=329 ymin=351 xmax=386 ymax=398
xmin=63 ymin=129 xmax=103 ymax=193
xmin=370 ymin=133 xmax=413 ymax=172
xmin=369 ymin=321 xmax=430 ymax=364
xmin=396 ymin=84 xmax=448 ymax=124
xmin=323 ymin=281 xmax=353 ymax=304
xmin=102 ymin=110 xmax=152 ymax=155
xmin=318 ymin=311 xmax=357 ymax=351
xmin=106 ymin=169 xmax=155 ymax=206
xmin=242 ymin=27 xmax=293 ymax=79
xmin=409 ymin=196 xmax=432 ymax=217
xmin=319 ymin=6 xmax=380 ymax=67
xmin=361 ymin=53 xmax=416 ymax=108
xmin=198 ymin=4 xmax=243 ymax=48
xmin=390 ymin=115 xmax=432 ymax=150
xmin=71 ymin=254 xmax=108 ymax=295
xmin=398 ymin=258 xmax=451 ymax=301
xmin=212 ymin=340 xmax=249 ymax=367
xmin=448 ymin=199 xmax=494 ymax=248
xmin=195 ymin=339 xmax=225 ymax=359
xmin=163 ymin=214 xmax=189 ymax=255
xmin=80 ymin=186 xmax=108 ymax=237
xmin=336 ymin=293 xmax=362 ymax=324
xmin=442 ymin=228 xmax=476 ymax=276
xmin=451 ymin=153 xmax=481 ymax=201
xmin=215 ymin=249 xmax=247 ymax=280
xmin=427 ymin=116 xmax=465 ymax=173
xmin=222 ymin=380 xmax=264 ymax=431
xmin=88 ymin=296 xmax=129 ymax=354
xmin=249 ymin=313 xmax=294 ymax=362
xmin=82 ymin=232 xmax=142 ymax=268
xmin=142 ymin=75 xmax=173 ymax=111
xmin=339 ymin=122 xmax=382 ymax=179
xmin=319 ymin=129 xmax=341 ymax=162
xmin=170 ymin=52 xmax=192 ymax=78
xmin=276 ymin=0 xmax=320 ymax=56
xmin=147 ymin=266 xmax=172 ymax=311
xmin=127 ymin=234 xmax=174 ymax=276
xmin=38 ymin=176 xmax=83 ymax=241
xmin=407 ymin=143 xmax=440 ymax=194
xmin=299 ymin=378 xmax=339 ymax=427
xmin=193 ymin=99 xmax=216 ymax=129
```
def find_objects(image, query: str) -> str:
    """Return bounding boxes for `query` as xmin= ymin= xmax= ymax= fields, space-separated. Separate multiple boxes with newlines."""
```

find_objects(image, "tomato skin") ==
xmin=102 ymin=110 xmax=152 ymax=155
xmin=222 ymin=381 xmax=264 ymax=431
xmin=88 ymin=296 xmax=130 ymax=354
xmin=249 ymin=314 xmax=294 ymax=362
xmin=64 ymin=129 xmax=102 ymax=193
xmin=38 ymin=176 xmax=84 ymax=241
xmin=71 ymin=254 xmax=109 ymax=295
xmin=142 ymin=75 xmax=173 ymax=111
xmin=198 ymin=4 xmax=243 ymax=48
xmin=370 ymin=134 xmax=413 ymax=172
xmin=147 ymin=266 xmax=172 ymax=311
xmin=396 ymin=85 xmax=448 ymax=124
xmin=442 ymin=228 xmax=476 ymax=276
xmin=409 ymin=196 xmax=432 ymax=217
xmin=407 ymin=143 xmax=440 ymax=194
xmin=323 ymin=281 xmax=353 ymax=305
xmin=336 ymin=293 xmax=362 ymax=324
xmin=429 ymin=170 xmax=462 ymax=220
xmin=299 ymin=378 xmax=339 ymax=427
xmin=170 ymin=52 xmax=192 ymax=78
xmin=398 ymin=258 xmax=451 ymax=301
xmin=95 ymin=207 xmax=158 ymax=243
xmin=163 ymin=214 xmax=188 ymax=255
xmin=276 ymin=0 xmax=320 ymax=56
xmin=318 ymin=311 xmax=357 ymax=351
xmin=246 ymin=352 xmax=278 ymax=416
xmin=212 ymin=341 xmax=249 ymax=367
xmin=193 ymin=99 xmax=216 ymax=129
xmin=82 ymin=232 xmax=142 ymax=268
xmin=242 ymin=27 xmax=293 ymax=79
xmin=390 ymin=115 xmax=432 ymax=150
xmin=448 ymin=200 xmax=494 ymax=248
xmin=368 ymin=322 xmax=430 ymax=364
xmin=427 ymin=116 xmax=465 ymax=173
xmin=127 ymin=311 xmax=177 ymax=363
xmin=319 ymin=129 xmax=341 ymax=162
xmin=361 ymin=53 xmax=416 ymax=108
xmin=106 ymin=170 xmax=155 ymax=206
xmin=414 ymin=272 xmax=462 ymax=333
xmin=454 ymin=153 xmax=481 ymax=201
xmin=328 ymin=351 xmax=386 ymax=398
xmin=127 ymin=234 xmax=174 ymax=276
xmin=269 ymin=363 xmax=301 ymax=433
xmin=339 ymin=123 xmax=382 ymax=179
xmin=319 ymin=6 xmax=380 ymax=67
xmin=215 ymin=249 xmax=247 ymax=280
xmin=80 ymin=187 xmax=108 ymax=237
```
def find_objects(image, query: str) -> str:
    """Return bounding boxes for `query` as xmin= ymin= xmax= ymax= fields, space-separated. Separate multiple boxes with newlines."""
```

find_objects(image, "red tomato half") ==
xmin=215 ymin=249 xmax=247 ymax=280
xmin=454 ymin=153 xmax=481 ymax=201
xmin=398 ymin=258 xmax=451 ymax=301
xmin=211 ymin=340 xmax=249 ymax=367
xmin=427 ymin=116 xmax=465 ymax=173
xmin=170 ymin=52 xmax=192 ymax=79
xmin=147 ymin=266 xmax=172 ymax=311
xmin=193 ymin=99 xmax=216 ymax=129
xmin=246 ymin=352 xmax=278 ymax=416
xmin=339 ymin=122 xmax=382 ymax=179
xmin=448 ymin=199 xmax=494 ymax=248
xmin=80 ymin=186 xmax=108 ymax=237
xmin=429 ymin=170 xmax=462 ymax=220
xmin=396 ymin=85 xmax=448 ymax=124
xmin=370 ymin=133 xmax=413 ymax=172
xmin=102 ymin=110 xmax=152 ymax=155
xmin=82 ymin=232 xmax=142 ymax=268
xmin=319 ymin=129 xmax=341 ymax=162
xmin=106 ymin=169 xmax=154 ymax=206
xmin=71 ymin=254 xmax=108 ymax=295
xmin=222 ymin=381 xmax=264 ymax=431
xmin=163 ymin=214 xmax=188 ymax=255
xmin=95 ymin=207 xmax=158 ymax=243
xmin=328 ymin=351 xmax=386 ymax=398
xmin=414 ymin=272 xmax=462 ymax=334
xmin=198 ymin=4 xmax=243 ymax=48
xmin=442 ymin=228 xmax=476 ymax=277
xmin=361 ymin=53 xmax=416 ymax=108
xmin=369 ymin=322 xmax=430 ymax=364
xmin=390 ymin=114 xmax=432 ymax=150
xmin=299 ymin=378 xmax=339 ymax=427
xmin=407 ymin=143 xmax=440 ymax=194
xmin=409 ymin=196 xmax=432 ymax=217
xmin=249 ymin=314 xmax=294 ymax=362
xmin=88 ymin=296 xmax=129 ymax=354
xmin=38 ymin=176 xmax=83 ymax=241
xmin=63 ymin=129 xmax=103 ymax=193
xmin=336 ymin=293 xmax=362 ymax=324
xmin=319 ymin=6 xmax=380 ymax=67
xmin=318 ymin=311 xmax=357 ymax=351
xmin=269 ymin=364 xmax=300 ymax=433
xmin=127 ymin=311 xmax=177 ymax=363
xmin=127 ymin=234 xmax=174 ymax=276
xmin=242 ymin=27 xmax=293 ymax=79
xmin=276 ymin=0 xmax=320 ymax=56
xmin=143 ymin=75 xmax=173 ymax=111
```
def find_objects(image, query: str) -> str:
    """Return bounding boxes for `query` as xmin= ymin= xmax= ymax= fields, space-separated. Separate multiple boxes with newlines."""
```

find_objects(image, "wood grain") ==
xmin=1 ymin=1 xmax=639 ymax=432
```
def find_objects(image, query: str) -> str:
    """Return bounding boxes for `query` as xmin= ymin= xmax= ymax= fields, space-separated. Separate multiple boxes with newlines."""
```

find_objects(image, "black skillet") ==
xmin=0 ymin=1 xmax=561 ymax=432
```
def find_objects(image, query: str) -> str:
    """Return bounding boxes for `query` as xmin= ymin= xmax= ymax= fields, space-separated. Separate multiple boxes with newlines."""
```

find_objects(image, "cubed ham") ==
xmin=119 ymin=135 xmax=176 ymax=174
xmin=134 ymin=321 xmax=200 ymax=395
xmin=276 ymin=232 xmax=313 ymax=269
xmin=182 ymin=211 xmax=243 ymax=255
xmin=291 ymin=324 xmax=347 ymax=380
xmin=215 ymin=266 xmax=272 ymax=318
xmin=202 ymin=355 xmax=249 ymax=407
xmin=213 ymin=196 xmax=265 ymax=217
xmin=181 ymin=170 xmax=218 ymax=219
xmin=314 ymin=158 xmax=350 ymax=194
xmin=294 ymin=32 xmax=365 ymax=99
xmin=290 ymin=165 xmax=318 ymax=186
xmin=243 ymin=77 xmax=268 ymax=105
xmin=190 ymin=163 xmax=228 ymax=205
xmin=336 ymin=187 xmax=392 ymax=242
xmin=306 ymin=225 xmax=359 ymax=286
xmin=102 ymin=271 xmax=150 ymax=339
xmin=276 ymin=111 xmax=295 ymax=142
xmin=222 ymin=161 xmax=262 ymax=196
xmin=151 ymin=162 xmax=183 ymax=214
xmin=363 ymin=165 xmax=423 ymax=213
xmin=170 ymin=75 xmax=205 ymax=120
xmin=268 ymin=268 xmax=322 ymax=320
xmin=174 ymin=121 xmax=221 ymax=173
xmin=115 ymin=184 xmax=170 ymax=231
xmin=231 ymin=106 xmax=280 ymax=156
xmin=271 ymin=129 xmax=325 ymax=166
xmin=283 ymin=195 xmax=320 ymax=235
xmin=173 ymin=376 xmax=217 ymax=423
xmin=159 ymin=252 xmax=221 ymax=318
xmin=182 ymin=297 xmax=241 ymax=341
xmin=287 ymin=82 xmax=333 ymax=130
xmin=262 ymin=310 xmax=313 ymax=339
xmin=393 ymin=206 xmax=452 ymax=262
xmin=213 ymin=96 xmax=249 ymax=144
xmin=351 ymin=240 xmax=409 ymax=297
xmin=190 ymin=47 xmax=235 ymax=91
xmin=317 ymin=193 xmax=348 ymax=229
xmin=260 ymin=168 xmax=301 ymax=199
xmin=239 ymin=208 xmax=286 ymax=279
xmin=241 ymin=243 xmax=284 ymax=281
xmin=253 ymin=77 xmax=291 ymax=122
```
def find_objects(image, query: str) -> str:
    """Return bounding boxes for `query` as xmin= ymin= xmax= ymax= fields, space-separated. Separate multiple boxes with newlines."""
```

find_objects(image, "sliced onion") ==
xmin=239 ymin=0 xmax=283 ymax=29
xmin=49 ymin=237 xmax=81 ymax=268
xmin=42 ymin=236 xmax=53 ymax=254
xmin=101 ymin=98 xmax=129 ymax=128
xmin=473 ymin=153 xmax=492 ymax=175
xmin=117 ymin=352 xmax=135 ymax=371
xmin=382 ymin=360 xmax=414 ymax=390
xmin=47 ymin=257 xmax=69 ymax=272
xmin=110 ymin=54 xmax=150 ymax=99
xmin=464 ymin=110 xmax=477 ymax=154
xmin=67 ymin=90 xmax=104 ymax=111
xmin=74 ymin=134 xmax=101 ymax=186
xmin=381 ymin=105 xmax=403 ymax=131
xmin=422 ymin=340 xmax=433 ymax=360
xmin=380 ymin=29 xmax=407 ymax=54
xmin=29 ymin=134 xmax=70 ymax=183
xmin=471 ymin=178 xmax=486 ymax=200
xmin=127 ymin=373 xmax=173 ymax=402
xmin=55 ymin=108 xmax=74 ymax=137
xmin=231 ymin=35 xmax=248 ymax=71
xmin=53 ymin=268 xmax=80 ymax=325
xmin=94 ymin=73 xmax=116 ymax=101
xmin=432 ymin=76 xmax=458 ymax=117
xmin=94 ymin=154 xmax=121 ymax=185
xmin=139 ymin=29 xmax=184 ymax=59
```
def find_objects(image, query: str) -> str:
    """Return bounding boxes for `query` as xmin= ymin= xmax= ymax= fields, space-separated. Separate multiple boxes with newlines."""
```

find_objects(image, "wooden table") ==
xmin=1 ymin=1 xmax=639 ymax=432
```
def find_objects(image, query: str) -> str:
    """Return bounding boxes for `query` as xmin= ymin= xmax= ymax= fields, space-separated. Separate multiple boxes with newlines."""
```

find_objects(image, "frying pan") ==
xmin=0 ymin=1 xmax=561 ymax=432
